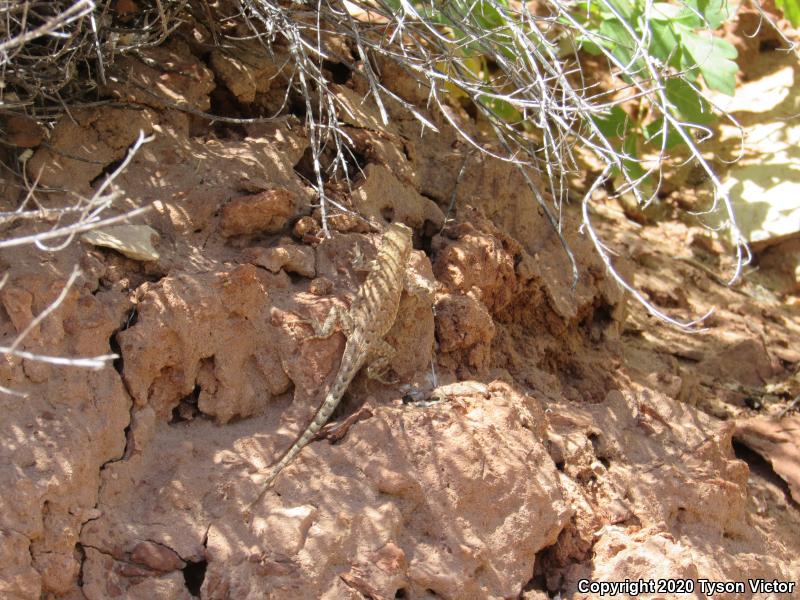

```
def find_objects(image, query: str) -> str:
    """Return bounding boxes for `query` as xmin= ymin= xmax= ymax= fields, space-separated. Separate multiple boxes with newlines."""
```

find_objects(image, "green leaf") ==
xmin=664 ymin=77 xmax=713 ymax=124
xmin=651 ymin=3 xmax=704 ymax=28
xmin=483 ymin=96 xmax=522 ymax=123
xmin=578 ymin=37 xmax=605 ymax=55
xmin=679 ymin=31 xmax=738 ymax=94
xmin=606 ymin=0 xmax=639 ymax=21
xmin=677 ymin=50 xmax=701 ymax=81
xmin=592 ymin=105 xmax=629 ymax=138
xmin=643 ymin=118 xmax=684 ymax=149
xmin=649 ymin=19 xmax=681 ymax=63
xmin=466 ymin=0 xmax=508 ymax=30
xmin=621 ymin=134 xmax=646 ymax=180
xmin=598 ymin=19 xmax=638 ymax=67
xmin=776 ymin=0 xmax=800 ymax=26
xmin=684 ymin=0 xmax=733 ymax=28
xmin=650 ymin=2 xmax=684 ymax=20
xmin=574 ymin=0 xmax=604 ymax=19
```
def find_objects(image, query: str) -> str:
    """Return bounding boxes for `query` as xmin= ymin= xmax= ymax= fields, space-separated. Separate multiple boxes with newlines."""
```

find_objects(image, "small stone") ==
xmin=240 ymin=244 xmax=315 ymax=277
xmin=309 ymin=277 xmax=333 ymax=296
xmin=4 ymin=114 xmax=46 ymax=148
xmin=113 ymin=0 xmax=140 ymax=21
xmin=130 ymin=541 xmax=185 ymax=572
xmin=327 ymin=212 xmax=371 ymax=233
xmin=293 ymin=216 xmax=320 ymax=240
xmin=221 ymin=189 xmax=298 ymax=236
xmin=81 ymin=225 xmax=160 ymax=261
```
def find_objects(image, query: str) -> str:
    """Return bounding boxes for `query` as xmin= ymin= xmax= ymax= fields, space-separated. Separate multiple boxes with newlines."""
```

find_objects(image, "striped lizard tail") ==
xmin=247 ymin=374 xmax=351 ymax=510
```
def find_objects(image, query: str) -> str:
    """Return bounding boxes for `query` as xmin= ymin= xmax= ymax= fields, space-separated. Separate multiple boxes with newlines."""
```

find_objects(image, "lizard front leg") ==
xmin=299 ymin=302 xmax=353 ymax=340
xmin=350 ymin=243 xmax=374 ymax=273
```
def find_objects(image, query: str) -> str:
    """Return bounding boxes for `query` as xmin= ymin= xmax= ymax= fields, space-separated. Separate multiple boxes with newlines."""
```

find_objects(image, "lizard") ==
xmin=247 ymin=222 xmax=414 ymax=510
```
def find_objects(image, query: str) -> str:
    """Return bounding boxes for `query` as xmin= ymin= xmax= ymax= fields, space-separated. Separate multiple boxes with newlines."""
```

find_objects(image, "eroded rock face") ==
xmin=544 ymin=389 xmax=800 ymax=597
xmin=81 ymin=381 xmax=568 ymax=599
xmin=434 ymin=222 xmax=519 ymax=315
xmin=0 ymin=262 xmax=131 ymax=598
xmin=0 ymin=530 xmax=41 ymax=599
xmin=118 ymin=264 xmax=289 ymax=423
xmin=118 ymin=228 xmax=437 ymax=426
xmin=434 ymin=292 xmax=496 ymax=375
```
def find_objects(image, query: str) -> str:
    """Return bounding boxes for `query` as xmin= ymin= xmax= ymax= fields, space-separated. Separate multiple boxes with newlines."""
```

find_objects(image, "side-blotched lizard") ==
xmin=248 ymin=222 xmax=413 ymax=509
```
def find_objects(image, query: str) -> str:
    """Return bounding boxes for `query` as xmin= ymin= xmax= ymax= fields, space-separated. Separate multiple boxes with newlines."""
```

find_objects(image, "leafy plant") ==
xmin=573 ymin=0 xmax=738 ymax=181
xmin=383 ymin=0 xmax=529 ymax=125
xmin=775 ymin=0 xmax=800 ymax=26
xmin=384 ymin=0 xmax=738 ymax=187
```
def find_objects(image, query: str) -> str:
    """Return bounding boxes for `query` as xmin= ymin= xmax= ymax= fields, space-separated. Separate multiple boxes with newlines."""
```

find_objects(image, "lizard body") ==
xmin=248 ymin=222 xmax=413 ymax=508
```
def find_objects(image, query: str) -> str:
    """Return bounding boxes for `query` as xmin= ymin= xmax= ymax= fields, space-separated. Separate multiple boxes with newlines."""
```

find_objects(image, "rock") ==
xmin=308 ymin=277 xmax=333 ymax=296
xmin=434 ymin=292 xmax=495 ymax=374
xmin=326 ymin=211 xmax=372 ymax=234
xmin=81 ymin=547 xmax=193 ymax=600
xmin=240 ymin=243 xmax=315 ymax=277
xmin=3 ymin=114 xmax=45 ymax=148
xmin=130 ymin=541 xmax=185 ymax=572
xmin=25 ymin=106 xmax=155 ymax=192
xmin=562 ymin=527 xmax=700 ymax=597
xmin=198 ymin=381 xmax=569 ymax=599
xmin=340 ymin=542 xmax=408 ymax=600
xmin=698 ymin=336 xmax=776 ymax=388
xmin=433 ymin=226 xmax=518 ymax=314
xmin=735 ymin=415 xmax=800 ymax=504
xmin=351 ymin=163 xmax=445 ymax=230
xmin=0 ymin=267 xmax=130 ymax=597
xmin=209 ymin=41 xmax=287 ymax=104
xmin=292 ymin=216 xmax=320 ymax=240
xmin=102 ymin=42 xmax=215 ymax=112
xmin=118 ymin=265 xmax=290 ymax=422
xmin=113 ymin=0 xmax=140 ymax=21
xmin=0 ymin=530 xmax=41 ymax=600
xmin=221 ymin=189 xmax=299 ymax=237
xmin=756 ymin=236 xmax=800 ymax=294
xmin=81 ymin=225 xmax=161 ymax=262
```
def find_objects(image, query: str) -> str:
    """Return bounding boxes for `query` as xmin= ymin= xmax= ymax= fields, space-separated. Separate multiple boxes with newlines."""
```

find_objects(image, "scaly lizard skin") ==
xmin=248 ymin=222 xmax=413 ymax=509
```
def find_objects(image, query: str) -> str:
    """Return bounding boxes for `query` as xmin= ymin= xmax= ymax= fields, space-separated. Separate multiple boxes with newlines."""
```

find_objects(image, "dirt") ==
xmin=0 ymin=24 xmax=799 ymax=600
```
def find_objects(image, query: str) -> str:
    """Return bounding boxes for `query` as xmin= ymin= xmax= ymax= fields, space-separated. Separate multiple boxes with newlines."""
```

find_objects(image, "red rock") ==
xmin=3 ymin=114 xmax=45 ymax=148
xmin=130 ymin=541 xmax=185 ymax=572
xmin=221 ymin=189 xmax=299 ymax=236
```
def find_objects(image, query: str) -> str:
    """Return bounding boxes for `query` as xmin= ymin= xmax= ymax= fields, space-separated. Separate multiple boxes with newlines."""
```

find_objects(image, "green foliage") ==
xmin=576 ymin=0 xmax=738 ymax=94
xmin=384 ymin=0 xmax=739 ymax=186
xmin=775 ymin=0 xmax=800 ymax=26
xmin=382 ymin=0 xmax=529 ymax=124
xmin=573 ymin=0 xmax=738 ymax=181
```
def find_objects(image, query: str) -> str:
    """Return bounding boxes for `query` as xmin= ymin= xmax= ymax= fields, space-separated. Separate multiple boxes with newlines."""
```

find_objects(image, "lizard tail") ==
xmin=247 ymin=387 xmax=343 ymax=509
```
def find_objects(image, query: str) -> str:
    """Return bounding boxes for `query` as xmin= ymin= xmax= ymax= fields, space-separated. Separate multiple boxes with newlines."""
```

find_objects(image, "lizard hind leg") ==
xmin=404 ymin=268 xmax=436 ymax=303
xmin=365 ymin=339 xmax=399 ymax=385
